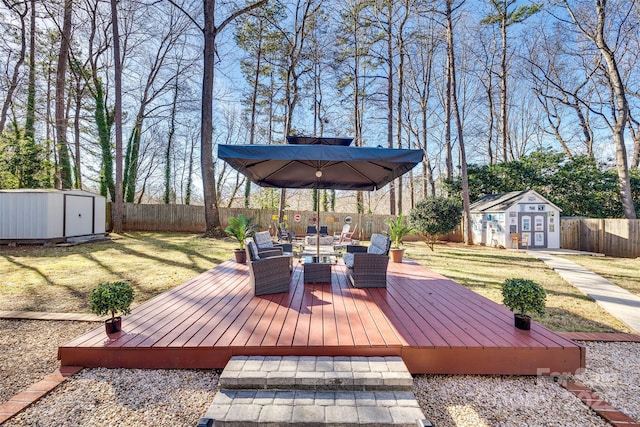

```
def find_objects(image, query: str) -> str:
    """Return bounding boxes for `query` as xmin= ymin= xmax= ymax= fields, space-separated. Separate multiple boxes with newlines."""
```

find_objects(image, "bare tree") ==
xmin=394 ymin=0 xmax=412 ymax=214
xmin=445 ymin=0 xmax=472 ymax=244
xmin=169 ymin=0 xmax=267 ymax=236
xmin=25 ymin=0 xmax=36 ymax=140
xmin=0 ymin=0 xmax=28 ymax=135
xmin=405 ymin=11 xmax=439 ymax=197
xmin=275 ymin=0 xmax=320 ymax=222
xmin=481 ymin=0 xmax=541 ymax=162
xmin=335 ymin=1 xmax=365 ymax=213
xmin=560 ymin=0 xmax=636 ymax=219
xmin=525 ymin=28 xmax=595 ymax=158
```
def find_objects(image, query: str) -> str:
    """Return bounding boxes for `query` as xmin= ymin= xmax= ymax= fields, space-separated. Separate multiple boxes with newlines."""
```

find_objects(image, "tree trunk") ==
xmin=486 ymin=73 xmax=494 ymax=165
xmin=25 ymin=0 xmax=36 ymax=140
xmin=111 ymin=0 xmax=124 ymax=232
xmin=165 ymin=75 xmax=179 ymax=204
xmin=198 ymin=0 xmax=268 ymax=233
xmin=592 ymin=3 xmax=635 ymax=219
xmin=386 ymin=3 xmax=395 ymax=215
xmin=500 ymin=3 xmax=508 ymax=162
xmin=93 ymin=80 xmax=115 ymax=200
xmin=185 ymin=133 xmax=195 ymax=205
xmin=395 ymin=2 xmax=409 ymax=214
xmin=353 ymin=10 xmax=364 ymax=213
xmin=245 ymin=20 xmax=264 ymax=208
xmin=55 ymin=0 xmax=73 ymax=189
xmin=124 ymin=118 xmax=142 ymax=202
xmin=73 ymin=75 xmax=83 ymax=188
xmin=446 ymin=0 xmax=472 ymax=245
xmin=201 ymin=0 xmax=223 ymax=237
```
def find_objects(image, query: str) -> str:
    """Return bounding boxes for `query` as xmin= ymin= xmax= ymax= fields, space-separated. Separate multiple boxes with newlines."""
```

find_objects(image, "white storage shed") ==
xmin=0 ymin=189 xmax=106 ymax=244
xmin=470 ymin=190 xmax=561 ymax=249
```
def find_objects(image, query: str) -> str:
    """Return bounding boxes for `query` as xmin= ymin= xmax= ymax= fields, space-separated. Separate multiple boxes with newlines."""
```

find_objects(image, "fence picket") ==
xmin=107 ymin=203 xmax=464 ymax=243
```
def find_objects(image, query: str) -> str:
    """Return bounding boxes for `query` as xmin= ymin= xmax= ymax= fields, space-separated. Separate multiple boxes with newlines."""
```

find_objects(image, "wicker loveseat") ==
xmin=342 ymin=233 xmax=391 ymax=288
xmin=245 ymin=239 xmax=291 ymax=296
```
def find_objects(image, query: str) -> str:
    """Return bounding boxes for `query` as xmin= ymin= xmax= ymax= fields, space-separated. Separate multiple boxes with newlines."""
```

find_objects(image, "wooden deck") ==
xmin=58 ymin=259 xmax=584 ymax=375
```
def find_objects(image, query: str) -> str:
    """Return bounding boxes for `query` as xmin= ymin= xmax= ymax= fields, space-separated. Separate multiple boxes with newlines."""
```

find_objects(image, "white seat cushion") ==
xmin=343 ymin=253 xmax=354 ymax=269
xmin=368 ymin=234 xmax=390 ymax=255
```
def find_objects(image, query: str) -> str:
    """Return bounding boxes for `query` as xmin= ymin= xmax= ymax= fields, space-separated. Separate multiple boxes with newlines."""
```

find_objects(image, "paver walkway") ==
xmin=201 ymin=356 xmax=429 ymax=426
xmin=531 ymin=251 xmax=640 ymax=333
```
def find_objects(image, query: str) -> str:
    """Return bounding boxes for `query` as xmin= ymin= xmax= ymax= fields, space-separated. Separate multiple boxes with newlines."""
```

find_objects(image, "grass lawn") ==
xmin=558 ymin=255 xmax=640 ymax=297
xmin=404 ymin=241 xmax=632 ymax=333
xmin=0 ymin=232 xmax=631 ymax=333
xmin=0 ymin=232 xmax=237 ymax=313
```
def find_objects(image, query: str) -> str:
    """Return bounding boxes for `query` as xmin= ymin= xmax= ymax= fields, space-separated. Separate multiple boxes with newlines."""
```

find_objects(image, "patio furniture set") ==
xmin=244 ymin=229 xmax=391 ymax=295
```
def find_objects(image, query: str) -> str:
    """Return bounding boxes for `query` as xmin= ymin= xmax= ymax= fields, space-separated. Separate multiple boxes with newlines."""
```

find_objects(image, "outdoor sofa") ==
xmin=342 ymin=233 xmax=391 ymax=288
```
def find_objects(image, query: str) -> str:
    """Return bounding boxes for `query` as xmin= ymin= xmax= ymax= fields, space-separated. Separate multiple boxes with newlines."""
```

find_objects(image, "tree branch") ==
xmin=167 ymin=0 xmax=202 ymax=32
xmin=216 ymin=0 xmax=268 ymax=35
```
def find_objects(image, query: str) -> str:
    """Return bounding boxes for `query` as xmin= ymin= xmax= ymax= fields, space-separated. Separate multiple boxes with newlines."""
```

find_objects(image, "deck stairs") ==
xmin=198 ymin=355 xmax=431 ymax=426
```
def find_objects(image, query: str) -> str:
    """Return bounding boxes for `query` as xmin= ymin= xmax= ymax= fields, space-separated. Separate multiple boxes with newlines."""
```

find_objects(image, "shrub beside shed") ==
xmin=470 ymin=190 xmax=561 ymax=249
xmin=0 ymin=189 xmax=106 ymax=244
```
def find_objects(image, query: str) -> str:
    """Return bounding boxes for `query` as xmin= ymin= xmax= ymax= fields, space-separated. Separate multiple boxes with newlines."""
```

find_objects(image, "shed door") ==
xmin=518 ymin=212 xmax=547 ymax=248
xmin=64 ymin=195 xmax=94 ymax=237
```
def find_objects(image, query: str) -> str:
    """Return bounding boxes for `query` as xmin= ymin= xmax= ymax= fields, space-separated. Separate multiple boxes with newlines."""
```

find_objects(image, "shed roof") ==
xmin=470 ymin=190 xmax=561 ymax=213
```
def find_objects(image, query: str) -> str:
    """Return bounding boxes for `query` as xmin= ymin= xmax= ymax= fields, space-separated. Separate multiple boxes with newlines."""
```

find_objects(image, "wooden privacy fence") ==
xmin=107 ymin=203 xmax=468 ymax=242
xmin=560 ymin=218 xmax=640 ymax=258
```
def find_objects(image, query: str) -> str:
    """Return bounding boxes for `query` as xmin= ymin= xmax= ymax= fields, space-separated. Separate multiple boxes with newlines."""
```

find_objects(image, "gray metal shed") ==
xmin=0 ymin=189 xmax=106 ymax=244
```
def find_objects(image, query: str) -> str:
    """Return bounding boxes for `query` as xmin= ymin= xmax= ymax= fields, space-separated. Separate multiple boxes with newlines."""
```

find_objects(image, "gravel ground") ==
xmin=4 ymin=368 xmax=219 ymax=427
xmin=0 ymin=319 xmax=96 ymax=402
xmin=414 ymin=375 xmax=606 ymax=426
xmin=1 ymin=319 xmax=638 ymax=426
xmin=573 ymin=341 xmax=640 ymax=422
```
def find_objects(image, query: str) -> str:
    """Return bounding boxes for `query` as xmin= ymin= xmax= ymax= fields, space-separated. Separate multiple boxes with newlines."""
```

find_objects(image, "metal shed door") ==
xmin=64 ymin=195 xmax=94 ymax=237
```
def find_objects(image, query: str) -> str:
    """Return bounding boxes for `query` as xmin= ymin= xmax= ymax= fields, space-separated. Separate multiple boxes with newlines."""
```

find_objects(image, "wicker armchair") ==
xmin=342 ymin=233 xmax=391 ymax=288
xmin=245 ymin=240 xmax=291 ymax=296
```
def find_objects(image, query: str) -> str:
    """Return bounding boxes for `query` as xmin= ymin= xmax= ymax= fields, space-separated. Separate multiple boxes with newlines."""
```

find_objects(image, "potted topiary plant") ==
xmin=89 ymin=281 xmax=135 ymax=335
xmin=225 ymin=214 xmax=256 ymax=263
xmin=385 ymin=214 xmax=413 ymax=263
xmin=501 ymin=278 xmax=546 ymax=330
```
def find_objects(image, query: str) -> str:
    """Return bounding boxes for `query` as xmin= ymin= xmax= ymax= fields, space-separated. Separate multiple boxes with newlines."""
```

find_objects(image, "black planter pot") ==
xmin=105 ymin=316 xmax=122 ymax=335
xmin=514 ymin=313 xmax=531 ymax=330
xmin=234 ymin=249 xmax=247 ymax=264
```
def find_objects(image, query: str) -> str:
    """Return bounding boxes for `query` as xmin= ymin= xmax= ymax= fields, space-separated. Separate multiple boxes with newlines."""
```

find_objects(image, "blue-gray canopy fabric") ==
xmin=219 ymin=141 xmax=423 ymax=260
xmin=218 ymin=144 xmax=423 ymax=191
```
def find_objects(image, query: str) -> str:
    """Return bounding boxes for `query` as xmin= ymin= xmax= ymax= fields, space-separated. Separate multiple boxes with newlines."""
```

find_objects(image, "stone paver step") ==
xmin=203 ymin=389 xmax=427 ymax=427
xmin=219 ymin=356 xmax=413 ymax=391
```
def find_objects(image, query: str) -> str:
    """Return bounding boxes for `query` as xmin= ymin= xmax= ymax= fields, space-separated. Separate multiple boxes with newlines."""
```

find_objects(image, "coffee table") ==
xmin=302 ymin=255 xmax=336 ymax=283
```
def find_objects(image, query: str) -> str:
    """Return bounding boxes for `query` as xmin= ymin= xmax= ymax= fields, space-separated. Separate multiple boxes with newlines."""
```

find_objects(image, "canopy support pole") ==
xmin=316 ymin=186 xmax=320 ymax=259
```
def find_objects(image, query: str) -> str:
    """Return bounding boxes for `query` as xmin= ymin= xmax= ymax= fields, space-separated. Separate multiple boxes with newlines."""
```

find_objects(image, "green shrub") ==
xmin=501 ymin=278 xmax=546 ymax=316
xmin=89 ymin=281 xmax=135 ymax=322
xmin=408 ymin=197 xmax=462 ymax=250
